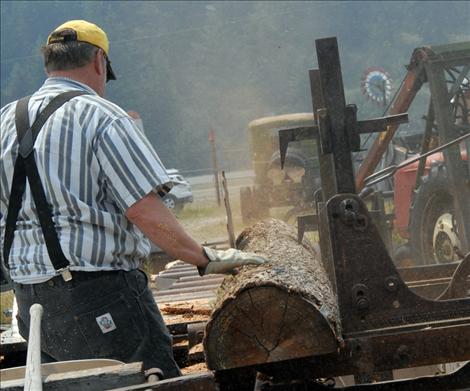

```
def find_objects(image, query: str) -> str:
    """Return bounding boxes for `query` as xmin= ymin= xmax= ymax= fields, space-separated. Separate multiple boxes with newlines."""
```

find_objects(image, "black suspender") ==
xmin=3 ymin=91 xmax=89 ymax=281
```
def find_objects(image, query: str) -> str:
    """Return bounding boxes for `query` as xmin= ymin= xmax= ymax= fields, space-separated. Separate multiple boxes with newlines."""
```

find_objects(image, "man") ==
xmin=0 ymin=20 xmax=265 ymax=378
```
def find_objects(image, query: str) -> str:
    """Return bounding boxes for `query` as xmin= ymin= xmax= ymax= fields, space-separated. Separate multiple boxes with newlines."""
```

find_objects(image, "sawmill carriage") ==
xmin=206 ymin=37 xmax=470 ymax=390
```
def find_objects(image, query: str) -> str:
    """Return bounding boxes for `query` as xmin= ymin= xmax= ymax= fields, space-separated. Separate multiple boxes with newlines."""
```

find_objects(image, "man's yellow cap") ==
xmin=47 ymin=20 xmax=109 ymax=55
xmin=47 ymin=20 xmax=116 ymax=81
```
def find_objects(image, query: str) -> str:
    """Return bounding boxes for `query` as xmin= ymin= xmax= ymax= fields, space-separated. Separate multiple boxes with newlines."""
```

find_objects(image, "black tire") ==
xmin=409 ymin=164 xmax=459 ymax=265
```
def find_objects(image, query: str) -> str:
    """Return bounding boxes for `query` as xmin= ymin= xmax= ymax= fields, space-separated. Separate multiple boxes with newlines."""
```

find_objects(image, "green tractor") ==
xmin=240 ymin=113 xmax=320 ymax=224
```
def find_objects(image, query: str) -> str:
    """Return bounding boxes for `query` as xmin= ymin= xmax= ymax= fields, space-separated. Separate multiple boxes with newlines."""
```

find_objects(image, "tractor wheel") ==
xmin=409 ymin=164 xmax=461 ymax=265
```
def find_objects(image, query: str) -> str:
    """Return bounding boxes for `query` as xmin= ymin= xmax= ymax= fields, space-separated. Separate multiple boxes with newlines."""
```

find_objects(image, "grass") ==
xmin=0 ymin=290 xmax=14 ymax=325
xmin=177 ymin=200 xmax=225 ymax=220
xmin=176 ymin=197 xmax=247 ymax=243
xmin=176 ymin=195 xmax=316 ymax=245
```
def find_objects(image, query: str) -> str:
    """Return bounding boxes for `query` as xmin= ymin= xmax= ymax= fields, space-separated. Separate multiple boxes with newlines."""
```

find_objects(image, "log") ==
xmin=204 ymin=219 xmax=340 ymax=370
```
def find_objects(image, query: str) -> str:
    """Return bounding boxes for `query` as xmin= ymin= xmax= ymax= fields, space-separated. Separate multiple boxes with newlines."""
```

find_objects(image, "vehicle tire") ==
xmin=409 ymin=164 xmax=460 ymax=265
xmin=163 ymin=195 xmax=179 ymax=212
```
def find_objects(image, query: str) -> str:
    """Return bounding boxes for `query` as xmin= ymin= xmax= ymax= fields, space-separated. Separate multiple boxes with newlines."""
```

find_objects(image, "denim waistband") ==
xmin=14 ymin=269 xmax=128 ymax=290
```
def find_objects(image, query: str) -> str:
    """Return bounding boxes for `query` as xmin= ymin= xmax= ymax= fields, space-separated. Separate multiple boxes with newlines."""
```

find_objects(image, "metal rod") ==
xmin=209 ymin=129 xmax=221 ymax=206
xmin=414 ymin=99 xmax=435 ymax=190
xmin=356 ymin=65 xmax=424 ymax=190
xmin=24 ymin=303 xmax=43 ymax=391
xmin=365 ymin=132 xmax=470 ymax=186
xmin=221 ymin=171 xmax=236 ymax=248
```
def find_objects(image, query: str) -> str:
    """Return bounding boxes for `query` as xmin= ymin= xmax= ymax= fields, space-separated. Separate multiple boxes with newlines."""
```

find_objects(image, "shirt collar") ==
xmin=43 ymin=77 xmax=97 ymax=95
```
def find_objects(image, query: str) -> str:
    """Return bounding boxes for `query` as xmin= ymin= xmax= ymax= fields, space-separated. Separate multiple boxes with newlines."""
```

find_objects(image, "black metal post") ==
xmin=315 ymin=37 xmax=356 ymax=194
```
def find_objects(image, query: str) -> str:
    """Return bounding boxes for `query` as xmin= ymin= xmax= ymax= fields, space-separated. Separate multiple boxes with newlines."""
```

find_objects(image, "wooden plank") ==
xmin=1 ymin=362 xmax=144 ymax=391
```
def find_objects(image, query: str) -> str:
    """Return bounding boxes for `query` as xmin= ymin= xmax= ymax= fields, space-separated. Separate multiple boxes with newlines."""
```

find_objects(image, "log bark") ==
xmin=204 ymin=219 xmax=340 ymax=370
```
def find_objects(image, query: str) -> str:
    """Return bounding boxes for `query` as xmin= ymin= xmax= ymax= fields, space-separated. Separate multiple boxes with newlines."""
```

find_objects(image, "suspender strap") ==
xmin=3 ymin=91 xmax=88 ymax=281
xmin=3 ymin=96 xmax=31 ymax=269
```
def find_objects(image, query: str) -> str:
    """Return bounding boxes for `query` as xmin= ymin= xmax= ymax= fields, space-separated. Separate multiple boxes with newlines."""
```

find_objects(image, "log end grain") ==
xmin=204 ymin=219 xmax=340 ymax=370
xmin=205 ymin=285 xmax=337 ymax=369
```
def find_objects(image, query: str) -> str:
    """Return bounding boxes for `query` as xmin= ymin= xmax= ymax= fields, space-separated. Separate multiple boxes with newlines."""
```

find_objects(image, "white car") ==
xmin=162 ymin=169 xmax=193 ymax=212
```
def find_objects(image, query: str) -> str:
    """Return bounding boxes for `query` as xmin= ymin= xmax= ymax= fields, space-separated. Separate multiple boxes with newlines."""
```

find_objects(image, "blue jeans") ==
xmin=14 ymin=269 xmax=181 ymax=378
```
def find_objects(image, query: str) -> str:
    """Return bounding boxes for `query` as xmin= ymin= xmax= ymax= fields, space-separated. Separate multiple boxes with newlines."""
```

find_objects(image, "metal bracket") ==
xmin=279 ymin=126 xmax=318 ymax=169
xmin=278 ymin=109 xmax=407 ymax=180
xmin=297 ymin=214 xmax=318 ymax=243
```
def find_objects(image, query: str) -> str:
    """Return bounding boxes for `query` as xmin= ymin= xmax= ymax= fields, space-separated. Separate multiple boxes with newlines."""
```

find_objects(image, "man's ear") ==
xmin=93 ymin=49 xmax=106 ymax=77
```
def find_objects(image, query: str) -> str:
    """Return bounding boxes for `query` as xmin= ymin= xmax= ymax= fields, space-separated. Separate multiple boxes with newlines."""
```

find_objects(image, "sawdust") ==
xmin=181 ymin=362 xmax=208 ymax=374
xmin=161 ymin=305 xmax=212 ymax=316
xmin=188 ymin=343 xmax=204 ymax=355
xmin=163 ymin=313 xmax=210 ymax=325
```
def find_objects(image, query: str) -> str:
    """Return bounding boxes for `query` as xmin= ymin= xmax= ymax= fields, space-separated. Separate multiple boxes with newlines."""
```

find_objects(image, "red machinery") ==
xmin=358 ymin=42 xmax=470 ymax=265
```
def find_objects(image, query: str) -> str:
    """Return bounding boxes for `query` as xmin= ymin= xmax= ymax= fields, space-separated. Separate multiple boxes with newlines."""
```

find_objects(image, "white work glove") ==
xmin=198 ymin=246 xmax=266 ymax=276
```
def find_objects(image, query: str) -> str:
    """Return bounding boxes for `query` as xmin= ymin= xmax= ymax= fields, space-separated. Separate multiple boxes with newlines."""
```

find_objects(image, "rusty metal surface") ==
xmin=327 ymin=194 xmax=470 ymax=333
xmin=309 ymin=69 xmax=336 ymax=201
xmin=355 ymin=49 xmax=426 ymax=190
xmin=428 ymin=60 xmax=470 ymax=255
xmin=397 ymin=262 xmax=459 ymax=281
xmin=263 ymin=36 xmax=470 ymax=383
xmin=438 ymin=252 xmax=470 ymax=299
xmin=257 ymin=361 xmax=470 ymax=390
xmin=364 ymin=133 xmax=470 ymax=187
xmin=315 ymin=37 xmax=356 ymax=194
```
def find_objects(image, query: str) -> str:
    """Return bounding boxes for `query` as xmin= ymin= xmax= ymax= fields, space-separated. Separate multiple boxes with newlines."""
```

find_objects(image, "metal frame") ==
xmin=276 ymin=37 xmax=470 ymax=386
xmin=108 ymin=37 xmax=470 ymax=391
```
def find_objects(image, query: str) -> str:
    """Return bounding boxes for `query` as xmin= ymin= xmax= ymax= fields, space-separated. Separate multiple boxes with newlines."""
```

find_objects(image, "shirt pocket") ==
xmin=75 ymin=292 xmax=144 ymax=360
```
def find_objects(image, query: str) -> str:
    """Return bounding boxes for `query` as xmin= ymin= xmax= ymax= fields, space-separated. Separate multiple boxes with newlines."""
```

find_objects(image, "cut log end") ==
xmin=204 ymin=219 xmax=340 ymax=370
xmin=205 ymin=285 xmax=337 ymax=369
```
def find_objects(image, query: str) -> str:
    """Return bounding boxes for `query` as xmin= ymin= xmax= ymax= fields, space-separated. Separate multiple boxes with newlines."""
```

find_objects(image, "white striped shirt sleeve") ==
xmin=95 ymin=116 xmax=172 ymax=211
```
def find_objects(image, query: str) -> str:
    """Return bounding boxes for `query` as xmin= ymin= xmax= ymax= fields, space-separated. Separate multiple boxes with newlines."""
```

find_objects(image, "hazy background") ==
xmin=2 ymin=1 xmax=469 ymax=174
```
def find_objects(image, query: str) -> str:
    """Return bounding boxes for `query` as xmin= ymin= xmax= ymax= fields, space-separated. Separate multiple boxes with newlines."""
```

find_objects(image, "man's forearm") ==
xmin=126 ymin=192 xmax=209 ymax=267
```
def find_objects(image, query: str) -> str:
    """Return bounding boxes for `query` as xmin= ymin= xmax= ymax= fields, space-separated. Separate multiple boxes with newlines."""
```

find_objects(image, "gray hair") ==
xmin=41 ymin=41 xmax=99 ymax=72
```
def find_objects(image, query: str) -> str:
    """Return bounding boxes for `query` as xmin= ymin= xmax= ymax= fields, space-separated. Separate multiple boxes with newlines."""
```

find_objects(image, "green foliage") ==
xmin=2 ymin=1 xmax=469 ymax=173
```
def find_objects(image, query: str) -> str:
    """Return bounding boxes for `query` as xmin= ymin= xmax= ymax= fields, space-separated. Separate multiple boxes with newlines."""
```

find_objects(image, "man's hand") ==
xmin=200 ymin=247 xmax=266 ymax=275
